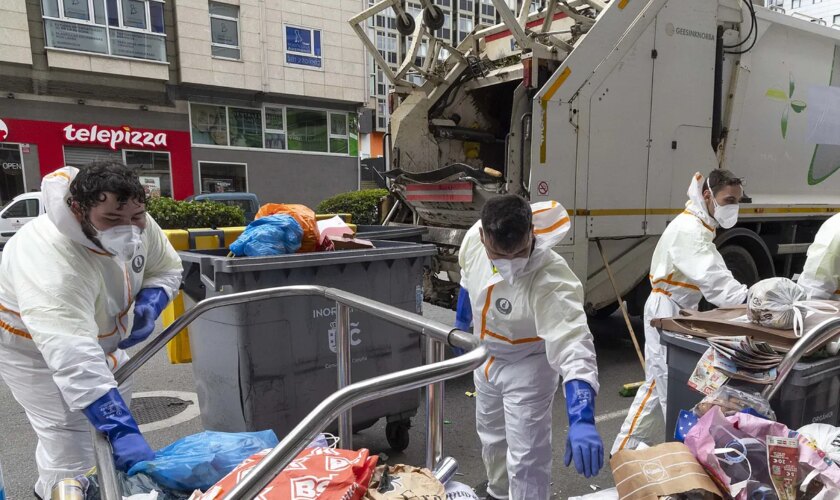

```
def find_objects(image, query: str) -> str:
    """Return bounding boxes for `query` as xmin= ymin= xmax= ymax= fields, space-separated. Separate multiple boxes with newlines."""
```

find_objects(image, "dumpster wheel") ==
xmin=386 ymin=419 xmax=411 ymax=451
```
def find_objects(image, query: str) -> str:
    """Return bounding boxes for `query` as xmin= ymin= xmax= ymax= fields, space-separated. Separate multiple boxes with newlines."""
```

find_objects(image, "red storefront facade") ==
xmin=0 ymin=117 xmax=194 ymax=201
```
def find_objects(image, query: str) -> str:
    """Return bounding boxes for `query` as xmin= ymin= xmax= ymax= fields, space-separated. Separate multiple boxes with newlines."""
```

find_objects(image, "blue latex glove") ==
xmin=564 ymin=380 xmax=604 ymax=478
xmin=119 ymin=288 xmax=170 ymax=349
xmin=84 ymin=388 xmax=155 ymax=471
xmin=452 ymin=287 xmax=473 ymax=356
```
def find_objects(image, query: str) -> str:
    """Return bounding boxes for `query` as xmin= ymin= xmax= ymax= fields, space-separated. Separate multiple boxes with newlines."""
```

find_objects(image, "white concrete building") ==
xmin=768 ymin=0 xmax=840 ymax=26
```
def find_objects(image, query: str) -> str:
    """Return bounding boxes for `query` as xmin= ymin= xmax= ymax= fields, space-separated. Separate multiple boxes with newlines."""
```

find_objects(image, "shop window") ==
xmin=329 ymin=113 xmax=349 ymax=154
xmin=265 ymin=107 xmax=286 ymax=150
xmin=209 ymin=1 xmax=240 ymax=59
xmin=190 ymin=103 xmax=229 ymax=146
xmin=287 ymin=108 xmax=328 ymax=153
xmin=228 ymin=107 xmax=263 ymax=148
xmin=0 ymin=144 xmax=26 ymax=205
xmin=198 ymin=162 xmax=247 ymax=193
xmin=41 ymin=0 xmax=166 ymax=62
xmin=124 ymin=150 xmax=172 ymax=197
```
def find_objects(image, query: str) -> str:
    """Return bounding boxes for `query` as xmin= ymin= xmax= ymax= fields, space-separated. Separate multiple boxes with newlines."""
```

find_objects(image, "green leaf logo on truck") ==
xmin=766 ymin=73 xmax=807 ymax=139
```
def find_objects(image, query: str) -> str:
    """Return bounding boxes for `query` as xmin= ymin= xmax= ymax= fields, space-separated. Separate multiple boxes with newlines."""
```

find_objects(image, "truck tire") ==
xmin=589 ymin=302 xmax=620 ymax=319
xmin=700 ymin=244 xmax=759 ymax=311
xmin=719 ymin=244 xmax=761 ymax=287
xmin=386 ymin=419 xmax=411 ymax=451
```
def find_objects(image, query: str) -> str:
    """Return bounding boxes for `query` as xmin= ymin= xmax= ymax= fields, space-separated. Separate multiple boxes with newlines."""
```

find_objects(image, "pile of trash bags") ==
xmin=78 ymin=430 xmax=477 ymax=500
xmin=229 ymin=203 xmax=372 ymax=257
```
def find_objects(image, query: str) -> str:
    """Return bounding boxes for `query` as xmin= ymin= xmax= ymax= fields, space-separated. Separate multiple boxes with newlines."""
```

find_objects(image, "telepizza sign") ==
xmin=63 ymin=124 xmax=168 ymax=150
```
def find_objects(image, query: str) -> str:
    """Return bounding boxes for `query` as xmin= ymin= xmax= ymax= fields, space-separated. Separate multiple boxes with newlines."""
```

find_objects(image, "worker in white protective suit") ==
xmin=0 ymin=163 xmax=182 ymax=498
xmin=455 ymin=195 xmax=603 ymax=500
xmin=799 ymin=213 xmax=840 ymax=300
xmin=611 ymin=170 xmax=748 ymax=454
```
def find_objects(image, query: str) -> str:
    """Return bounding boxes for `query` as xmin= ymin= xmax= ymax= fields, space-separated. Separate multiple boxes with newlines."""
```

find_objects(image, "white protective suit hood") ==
xmin=518 ymin=200 xmax=572 ymax=277
xmin=42 ymin=166 xmax=106 ymax=253
xmin=684 ymin=172 xmax=718 ymax=229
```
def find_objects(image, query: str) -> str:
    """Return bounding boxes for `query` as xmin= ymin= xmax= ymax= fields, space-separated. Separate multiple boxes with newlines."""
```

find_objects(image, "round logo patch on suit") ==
xmin=496 ymin=298 xmax=512 ymax=315
xmin=132 ymin=255 xmax=145 ymax=273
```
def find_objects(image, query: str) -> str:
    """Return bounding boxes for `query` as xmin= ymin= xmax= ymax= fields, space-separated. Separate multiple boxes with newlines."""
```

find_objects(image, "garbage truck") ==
xmin=350 ymin=0 xmax=840 ymax=314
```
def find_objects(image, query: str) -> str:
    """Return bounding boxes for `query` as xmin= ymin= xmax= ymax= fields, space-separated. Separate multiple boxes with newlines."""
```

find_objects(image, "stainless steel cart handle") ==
xmin=93 ymin=285 xmax=484 ymax=500
xmin=761 ymin=316 xmax=840 ymax=401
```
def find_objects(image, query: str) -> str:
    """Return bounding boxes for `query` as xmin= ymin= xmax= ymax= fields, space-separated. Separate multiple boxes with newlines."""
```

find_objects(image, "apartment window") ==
xmin=41 ymin=0 xmax=166 ymax=61
xmin=209 ymin=1 xmax=240 ymax=59
xmin=480 ymin=0 xmax=495 ymax=20
xmin=458 ymin=13 xmax=473 ymax=43
xmin=264 ymin=107 xmax=286 ymax=149
xmin=459 ymin=0 xmax=475 ymax=12
xmin=285 ymin=25 xmax=323 ymax=69
xmin=376 ymin=31 xmax=398 ymax=65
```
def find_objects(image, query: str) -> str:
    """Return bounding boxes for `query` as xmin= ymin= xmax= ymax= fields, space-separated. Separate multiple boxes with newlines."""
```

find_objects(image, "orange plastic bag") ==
xmin=191 ymin=447 xmax=378 ymax=500
xmin=256 ymin=204 xmax=320 ymax=253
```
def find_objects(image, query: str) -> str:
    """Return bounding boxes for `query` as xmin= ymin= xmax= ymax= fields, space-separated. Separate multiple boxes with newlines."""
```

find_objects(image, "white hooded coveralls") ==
xmin=611 ymin=173 xmax=747 ymax=454
xmin=0 ymin=167 xmax=182 ymax=498
xmin=799 ymin=213 xmax=840 ymax=300
xmin=458 ymin=201 xmax=599 ymax=500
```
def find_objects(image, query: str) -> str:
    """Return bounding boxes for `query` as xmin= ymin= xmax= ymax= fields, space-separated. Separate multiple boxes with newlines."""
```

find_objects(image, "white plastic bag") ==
xmin=799 ymin=423 xmax=840 ymax=465
xmin=747 ymin=278 xmax=807 ymax=330
xmin=747 ymin=278 xmax=838 ymax=336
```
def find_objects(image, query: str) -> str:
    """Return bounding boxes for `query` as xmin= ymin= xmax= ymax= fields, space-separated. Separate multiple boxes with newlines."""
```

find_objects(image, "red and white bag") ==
xmin=191 ymin=447 xmax=378 ymax=500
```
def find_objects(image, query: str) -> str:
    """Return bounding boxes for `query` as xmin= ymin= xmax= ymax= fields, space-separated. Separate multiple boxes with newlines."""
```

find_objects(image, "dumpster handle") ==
xmin=94 ymin=285 xmax=482 ymax=500
xmin=761 ymin=317 xmax=840 ymax=401
xmin=221 ymin=346 xmax=488 ymax=500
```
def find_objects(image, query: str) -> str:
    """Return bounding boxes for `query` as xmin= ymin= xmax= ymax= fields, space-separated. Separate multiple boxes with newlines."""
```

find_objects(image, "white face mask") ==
xmin=492 ymin=257 xmax=529 ymax=284
xmin=707 ymin=179 xmax=739 ymax=229
xmin=94 ymin=224 xmax=143 ymax=261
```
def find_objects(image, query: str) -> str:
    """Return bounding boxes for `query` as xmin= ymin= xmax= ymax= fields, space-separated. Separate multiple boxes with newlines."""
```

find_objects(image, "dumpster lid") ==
xmin=180 ymin=239 xmax=436 ymax=275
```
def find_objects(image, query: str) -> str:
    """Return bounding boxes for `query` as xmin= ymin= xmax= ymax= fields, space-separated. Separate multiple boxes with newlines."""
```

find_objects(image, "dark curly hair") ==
xmin=481 ymin=195 xmax=533 ymax=253
xmin=68 ymin=161 xmax=147 ymax=211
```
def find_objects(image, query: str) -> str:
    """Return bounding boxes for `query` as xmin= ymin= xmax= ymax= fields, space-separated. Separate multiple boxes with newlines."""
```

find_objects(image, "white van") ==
xmin=0 ymin=192 xmax=44 ymax=248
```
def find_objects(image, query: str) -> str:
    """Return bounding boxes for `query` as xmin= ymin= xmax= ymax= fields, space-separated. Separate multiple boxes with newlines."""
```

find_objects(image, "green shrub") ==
xmin=146 ymin=197 xmax=246 ymax=229
xmin=316 ymin=189 xmax=389 ymax=225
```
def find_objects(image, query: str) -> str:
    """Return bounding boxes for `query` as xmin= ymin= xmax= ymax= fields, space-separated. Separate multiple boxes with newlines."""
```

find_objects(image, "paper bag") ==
xmin=610 ymin=442 xmax=723 ymax=500
xmin=365 ymin=464 xmax=445 ymax=499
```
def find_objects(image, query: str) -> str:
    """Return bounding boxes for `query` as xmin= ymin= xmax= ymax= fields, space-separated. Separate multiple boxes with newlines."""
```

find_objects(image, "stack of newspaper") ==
xmin=689 ymin=336 xmax=783 ymax=394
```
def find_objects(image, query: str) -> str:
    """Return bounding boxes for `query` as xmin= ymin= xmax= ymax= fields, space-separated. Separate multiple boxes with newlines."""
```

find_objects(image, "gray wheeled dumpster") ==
xmin=180 ymin=240 xmax=436 ymax=451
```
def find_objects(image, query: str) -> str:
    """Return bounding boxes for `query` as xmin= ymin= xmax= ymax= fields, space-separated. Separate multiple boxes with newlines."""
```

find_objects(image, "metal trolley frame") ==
xmin=92 ymin=285 xmax=487 ymax=500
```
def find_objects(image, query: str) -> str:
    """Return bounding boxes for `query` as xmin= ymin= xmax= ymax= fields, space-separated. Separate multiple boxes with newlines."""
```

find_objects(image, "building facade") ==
xmin=0 ymin=0 xmax=370 ymax=207
xmin=768 ymin=0 xmax=840 ymax=25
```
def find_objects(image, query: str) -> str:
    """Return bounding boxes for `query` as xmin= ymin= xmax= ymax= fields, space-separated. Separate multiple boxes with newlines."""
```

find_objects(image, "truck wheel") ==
xmin=700 ymin=244 xmax=759 ymax=311
xmin=719 ymin=244 xmax=760 ymax=287
xmin=589 ymin=302 xmax=620 ymax=319
xmin=386 ymin=420 xmax=411 ymax=452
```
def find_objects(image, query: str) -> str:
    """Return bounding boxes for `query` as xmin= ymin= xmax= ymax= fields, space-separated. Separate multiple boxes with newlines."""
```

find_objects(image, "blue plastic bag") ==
xmin=126 ymin=430 xmax=279 ymax=492
xmin=229 ymin=214 xmax=303 ymax=257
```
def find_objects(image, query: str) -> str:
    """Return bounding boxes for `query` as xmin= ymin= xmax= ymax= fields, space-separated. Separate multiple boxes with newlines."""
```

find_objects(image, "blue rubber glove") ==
xmin=84 ymin=388 xmax=155 ymax=471
xmin=564 ymin=379 xmax=604 ymax=478
xmin=119 ymin=288 xmax=170 ymax=349
xmin=452 ymin=287 xmax=473 ymax=356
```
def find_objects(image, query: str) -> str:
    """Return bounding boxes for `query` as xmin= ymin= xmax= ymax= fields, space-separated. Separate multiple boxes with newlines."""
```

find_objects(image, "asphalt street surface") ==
xmin=0 ymin=247 xmax=658 ymax=498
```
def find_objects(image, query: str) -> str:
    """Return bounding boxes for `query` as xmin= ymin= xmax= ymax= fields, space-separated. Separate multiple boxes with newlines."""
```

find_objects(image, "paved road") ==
xmin=0 ymin=247 xmax=658 ymax=498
